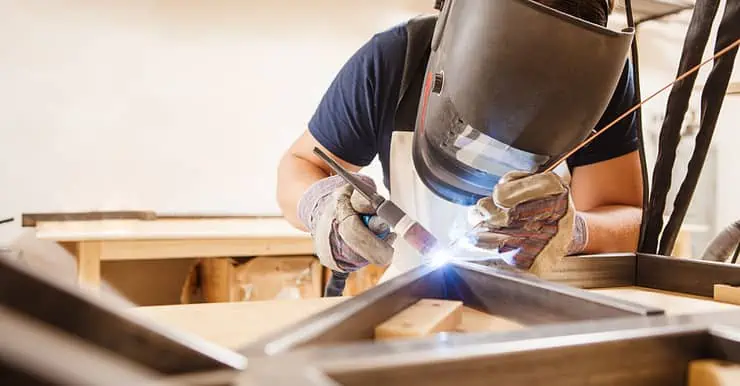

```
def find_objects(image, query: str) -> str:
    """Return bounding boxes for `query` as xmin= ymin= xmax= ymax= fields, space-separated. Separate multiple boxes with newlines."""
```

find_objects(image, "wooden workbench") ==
xmin=34 ymin=217 xmax=313 ymax=291
xmin=133 ymin=286 xmax=739 ymax=350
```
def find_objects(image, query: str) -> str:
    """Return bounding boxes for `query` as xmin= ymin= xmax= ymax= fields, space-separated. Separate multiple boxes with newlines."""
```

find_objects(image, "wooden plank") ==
xmin=34 ymin=218 xmax=308 ymax=242
xmin=714 ymin=285 xmax=740 ymax=305
xmin=76 ymin=241 xmax=101 ymax=292
xmin=22 ymin=211 xmax=156 ymax=227
xmin=688 ymin=360 xmax=740 ymax=386
xmin=375 ymin=299 xmax=463 ymax=340
xmin=636 ymin=254 xmax=740 ymax=297
xmin=98 ymin=238 xmax=314 ymax=260
xmin=592 ymin=286 xmax=738 ymax=315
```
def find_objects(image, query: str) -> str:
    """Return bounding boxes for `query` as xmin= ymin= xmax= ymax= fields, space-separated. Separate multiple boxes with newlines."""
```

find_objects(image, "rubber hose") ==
xmin=325 ymin=271 xmax=350 ymax=297
xmin=701 ymin=220 xmax=740 ymax=262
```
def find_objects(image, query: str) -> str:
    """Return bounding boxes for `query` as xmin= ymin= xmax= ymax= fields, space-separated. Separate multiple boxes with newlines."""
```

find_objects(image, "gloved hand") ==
xmin=298 ymin=175 xmax=395 ymax=272
xmin=467 ymin=171 xmax=588 ymax=274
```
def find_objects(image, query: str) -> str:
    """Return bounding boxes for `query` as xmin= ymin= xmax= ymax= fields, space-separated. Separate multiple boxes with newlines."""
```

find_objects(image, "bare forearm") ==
xmin=277 ymin=153 xmax=329 ymax=231
xmin=579 ymin=205 xmax=641 ymax=254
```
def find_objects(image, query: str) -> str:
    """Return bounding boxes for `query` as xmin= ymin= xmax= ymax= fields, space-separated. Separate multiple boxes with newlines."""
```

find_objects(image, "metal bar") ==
xmin=636 ymin=253 xmax=740 ymax=297
xmin=325 ymin=326 xmax=709 ymax=386
xmin=307 ymin=313 xmax=740 ymax=386
xmin=0 ymin=306 xmax=159 ymax=385
xmin=709 ymin=325 xmax=740 ymax=361
xmin=447 ymin=262 xmax=662 ymax=324
xmin=238 ymin=264 xmax=446 ymax=357
xmin=527 ymin=253 xmax=636 ymax=289
xmin=0 ymin=259 xmax=245 ymax=374
xmin=279 ymin=309 xmax=740 ymax=367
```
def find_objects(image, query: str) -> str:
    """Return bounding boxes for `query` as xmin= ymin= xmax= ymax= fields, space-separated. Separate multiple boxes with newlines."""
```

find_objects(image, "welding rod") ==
xmin=543 ymin=38 xmax=740 ymax=173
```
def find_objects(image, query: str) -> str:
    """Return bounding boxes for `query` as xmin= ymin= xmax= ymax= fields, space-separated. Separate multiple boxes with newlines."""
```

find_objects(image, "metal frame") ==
xmin=236 ymin=252 xmax=740 ymax=357
xmin=238 ymin=257 xmax=663 ymax=357
xmin=3 ymin=249 xmax=739 ymax=384
xmin=238 ymin=310 xmax=740 ymax=386
xmin=0 ymin=258 xmax=245 ymax=376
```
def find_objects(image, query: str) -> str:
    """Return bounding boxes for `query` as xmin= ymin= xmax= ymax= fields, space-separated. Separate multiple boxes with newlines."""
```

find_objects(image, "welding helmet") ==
xmin=412 ymin=0 xmax=635 ymax=205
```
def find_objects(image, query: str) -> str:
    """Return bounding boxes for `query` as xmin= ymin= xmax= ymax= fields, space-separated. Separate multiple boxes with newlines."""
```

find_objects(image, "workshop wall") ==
xmin=0 ymin=0 xmax=433 ymax=243
xmin=0 ymin=2 xmax=736 ymax=254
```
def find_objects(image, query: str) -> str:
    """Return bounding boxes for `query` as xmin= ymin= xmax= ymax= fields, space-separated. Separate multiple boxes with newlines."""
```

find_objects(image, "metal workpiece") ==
xmin=0 ymin=306 xmax=159 ymax=385
xmin=446 ymin=261 xmax=663 ymax=322
xmin=636 ymin=253 xmax=740 ymax=297
xmin=239 ymin=257 xmax=662 ymax=359
xmin=535 ymin=253 xmax=636 ymax=288
xmin=0 ymin=258 xmax=245 ymax=375
xmin=239 ymin=264 xmax=446 ymax=357
xmin=242 ymin=312 xmax=740 ymax=386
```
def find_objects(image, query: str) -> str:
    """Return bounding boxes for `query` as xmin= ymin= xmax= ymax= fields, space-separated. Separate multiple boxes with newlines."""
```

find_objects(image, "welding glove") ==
xmin=467 ymin=171 xmax=588 ymax=275
xmin=298 ymin=175 xmax=396 ymax=273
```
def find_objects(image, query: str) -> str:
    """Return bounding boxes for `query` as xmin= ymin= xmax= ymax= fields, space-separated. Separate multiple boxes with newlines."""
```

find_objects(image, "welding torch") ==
xmin=313 ymin=148 xmax=442 ymax=296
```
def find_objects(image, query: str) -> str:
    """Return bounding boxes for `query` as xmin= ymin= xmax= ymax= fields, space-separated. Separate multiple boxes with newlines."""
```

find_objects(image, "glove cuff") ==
xmin=297 ymin=174 xmax=375 ymax=234
xmin=567 ymin=212 xmax=589 ymax=255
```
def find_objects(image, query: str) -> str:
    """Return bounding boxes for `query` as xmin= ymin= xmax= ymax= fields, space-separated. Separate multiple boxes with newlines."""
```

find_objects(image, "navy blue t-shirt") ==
xmin=309 ymin=23 xmax=638 ymax=190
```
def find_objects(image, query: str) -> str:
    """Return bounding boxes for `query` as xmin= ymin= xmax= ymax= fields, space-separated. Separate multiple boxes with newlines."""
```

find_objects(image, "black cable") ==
xmin=731 ymin=242 xmax=740 ymax=265
xmin=0 ymin=218 xmax=14 ymax=225
xmin=659 ymin=0 xmax=739 ymax=255
xmin=622 ymin=0 xmax=651 ymax=253
xmin=324 ymin=271 xmax=350 ymax=297
xmin=641 ymin=0 xmax=723 ymax=254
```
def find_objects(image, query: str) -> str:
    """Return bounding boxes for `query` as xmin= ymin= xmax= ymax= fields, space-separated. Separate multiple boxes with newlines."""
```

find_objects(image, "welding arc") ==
xmin=543 ymin=38 xmax=740 ymax=173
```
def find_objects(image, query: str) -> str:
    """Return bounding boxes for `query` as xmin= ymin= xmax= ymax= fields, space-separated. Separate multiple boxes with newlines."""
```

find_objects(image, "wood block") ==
xmin=688 ymin=359 xmax=740 ymax=386
xmin=456 ymin=306 xmax=525 ymax=333
xmin=375 ymin=299 xmax=463 ymax=340
xmin=714 ymin=284 xmax=740 ymax=305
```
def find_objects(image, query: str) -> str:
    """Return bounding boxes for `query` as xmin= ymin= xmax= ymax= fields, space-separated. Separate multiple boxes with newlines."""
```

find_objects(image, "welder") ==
xmin=277 ymin=0 xmax=644 ymax=282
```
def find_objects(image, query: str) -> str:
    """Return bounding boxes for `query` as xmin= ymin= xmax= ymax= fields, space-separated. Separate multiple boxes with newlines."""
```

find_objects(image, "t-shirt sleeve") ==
xmin=567 ymin=61 xmax=639 ymax=168
xmin=308 ymin=30 xmax=404 ymax=167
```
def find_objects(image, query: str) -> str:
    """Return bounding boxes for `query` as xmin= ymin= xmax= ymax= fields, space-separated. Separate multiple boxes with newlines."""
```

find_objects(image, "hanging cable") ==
xmin=622 ymin=0 xmax=651 ymax=252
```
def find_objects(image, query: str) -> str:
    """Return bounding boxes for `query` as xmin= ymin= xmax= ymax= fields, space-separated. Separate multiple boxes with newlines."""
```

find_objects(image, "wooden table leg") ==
xmin=76 ymin=241 xmax=102 ymax=293
xmin=201 ymin=258 xmax=236 ymax=303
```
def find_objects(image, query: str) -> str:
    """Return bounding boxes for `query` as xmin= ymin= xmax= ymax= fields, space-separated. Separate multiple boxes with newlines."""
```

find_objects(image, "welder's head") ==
xmin=412 ymin=0 xmax=635 ymax=205
xmin=538 ymin=0 xmax=614 ymax=26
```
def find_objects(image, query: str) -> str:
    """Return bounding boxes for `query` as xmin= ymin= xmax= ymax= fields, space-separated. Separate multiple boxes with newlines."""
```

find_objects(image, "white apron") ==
xmin=379 ymin=131 xmax=571 ymax=283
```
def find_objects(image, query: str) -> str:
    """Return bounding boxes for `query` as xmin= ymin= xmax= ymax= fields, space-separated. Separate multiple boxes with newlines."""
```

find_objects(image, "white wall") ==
xmin=0 ymin=0 xmax=433 ymax=242
xmin=1 ymin=1 xmax=737 ymax=246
